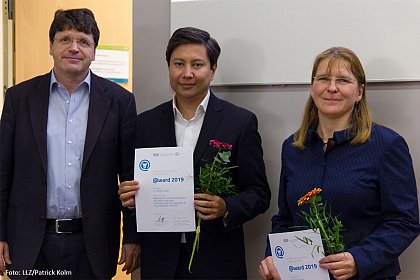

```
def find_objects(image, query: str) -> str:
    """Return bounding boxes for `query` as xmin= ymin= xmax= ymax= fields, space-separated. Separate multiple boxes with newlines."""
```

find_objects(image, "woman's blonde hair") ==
xmin=293 ymin=47 xmax=372 ymax=149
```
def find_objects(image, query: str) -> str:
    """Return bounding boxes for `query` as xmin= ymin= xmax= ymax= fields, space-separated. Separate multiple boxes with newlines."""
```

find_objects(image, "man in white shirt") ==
xmin=118 ymin=27 xmax=270 ymax=279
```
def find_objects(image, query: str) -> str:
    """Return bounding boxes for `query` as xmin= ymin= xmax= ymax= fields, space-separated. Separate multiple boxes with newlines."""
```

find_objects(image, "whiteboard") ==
xmin=171 ymin=0 xmax=420 ymax=85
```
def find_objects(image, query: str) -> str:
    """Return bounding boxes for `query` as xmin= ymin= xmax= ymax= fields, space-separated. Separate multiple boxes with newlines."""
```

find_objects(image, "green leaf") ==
xmin=219 ymin=151 xmax=231 ymax=163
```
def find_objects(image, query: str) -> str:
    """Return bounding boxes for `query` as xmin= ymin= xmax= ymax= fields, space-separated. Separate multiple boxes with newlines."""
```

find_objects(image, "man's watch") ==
xmin=223 ymin=210 xmax=229 ymax=220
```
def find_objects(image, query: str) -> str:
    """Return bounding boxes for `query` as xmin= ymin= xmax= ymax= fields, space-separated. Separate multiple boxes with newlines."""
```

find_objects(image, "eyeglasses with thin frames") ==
xmin=313 ymin=75 xmax=357 ymax=86
xmin=54 ymin=36 xmax=95 ymax=48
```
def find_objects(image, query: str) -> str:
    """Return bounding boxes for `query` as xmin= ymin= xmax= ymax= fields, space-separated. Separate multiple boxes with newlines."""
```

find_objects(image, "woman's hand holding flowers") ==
xmin=319 ymin=252 xmax=357 ymax=280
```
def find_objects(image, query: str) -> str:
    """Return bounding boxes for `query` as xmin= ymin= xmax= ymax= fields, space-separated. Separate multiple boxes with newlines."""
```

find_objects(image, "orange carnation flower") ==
xmin=296 ymin=187 xmax=344 ymax=255
xmin=297 ymin=187 xmax=322 ymax=206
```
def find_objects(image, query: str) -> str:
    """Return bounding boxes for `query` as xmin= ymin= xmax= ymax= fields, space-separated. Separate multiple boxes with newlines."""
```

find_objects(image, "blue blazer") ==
xmin=0 ymin=72 xmax=137 ymax=278
xmin=136 ymin=92 xmax=271 ymax=279
xmin=268 ymin=125 xmax=420 ymax=279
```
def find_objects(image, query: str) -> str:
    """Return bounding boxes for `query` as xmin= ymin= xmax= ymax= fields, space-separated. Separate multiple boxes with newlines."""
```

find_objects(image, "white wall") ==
xmin=172 ymin=0 xmax=420 ymax=85
xmin=133 ymin=0 xmax=171 ymax=113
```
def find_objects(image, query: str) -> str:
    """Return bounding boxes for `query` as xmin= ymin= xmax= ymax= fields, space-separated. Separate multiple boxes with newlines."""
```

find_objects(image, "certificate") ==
xmin=134 ymin=147 xmax=196 ymax=232
xmin=269 ymin=229 xmax=330 ymax=280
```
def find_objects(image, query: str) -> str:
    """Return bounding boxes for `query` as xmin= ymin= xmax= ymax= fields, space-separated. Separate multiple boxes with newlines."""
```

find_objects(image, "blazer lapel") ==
xmin=159 ymin=101 xmax=177 ymax=146
xmin=82 ymin=74 xmax=112 ymax=171
xmin=193 ymin=92 xmax=223 ymax=168
xmin=29 ymin=73 xmax=51 ymax=175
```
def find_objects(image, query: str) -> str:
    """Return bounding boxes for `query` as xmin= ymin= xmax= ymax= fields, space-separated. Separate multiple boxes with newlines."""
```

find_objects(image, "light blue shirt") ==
xmin=46 ymin=71 xmax=90 ymax=219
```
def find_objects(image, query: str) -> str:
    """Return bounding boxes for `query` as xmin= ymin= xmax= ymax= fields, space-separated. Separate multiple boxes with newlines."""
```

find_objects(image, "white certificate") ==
xmin=134 ymin=147 xmax=196 ymax=232
xmin=269 ymin=229 xmax=330 ymax=280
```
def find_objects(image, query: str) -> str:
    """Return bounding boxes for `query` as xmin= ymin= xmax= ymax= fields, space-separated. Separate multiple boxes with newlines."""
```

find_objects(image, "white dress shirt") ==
xmin=173 ymin=90 xmax=210 ymax=242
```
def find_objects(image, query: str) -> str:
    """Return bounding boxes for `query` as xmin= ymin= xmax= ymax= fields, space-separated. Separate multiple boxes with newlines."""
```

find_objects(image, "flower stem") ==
xmin=208 ymin=151 xmax=221 ymax=190
xmin=312 ymin=200 xmax=333 ymax=254
xmin=188 ymin=217 xmax=201 ymax=272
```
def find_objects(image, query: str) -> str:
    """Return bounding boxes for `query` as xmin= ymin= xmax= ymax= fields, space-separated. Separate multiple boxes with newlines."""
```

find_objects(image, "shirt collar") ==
xmin=50 ymin=70 xmax=92 ymax=93
xmin=172 ymin=90 xmax=210 ymax=120
xmin=307 ymin=125 xmax=353 ymax=145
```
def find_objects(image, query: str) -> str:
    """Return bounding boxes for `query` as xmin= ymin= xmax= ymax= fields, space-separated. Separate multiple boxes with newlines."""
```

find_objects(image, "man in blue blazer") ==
xmin=0 ymin=9 xmax=139 ymax=279
xmin=119 ymin=27 xmax=271 ymax=279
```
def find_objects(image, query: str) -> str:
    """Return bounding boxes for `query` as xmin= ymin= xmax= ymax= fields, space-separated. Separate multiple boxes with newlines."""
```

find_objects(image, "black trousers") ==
xmin=174 ymin=243 xmax=191 ymax=279
xmin=31 ymin=231 xmax=105 ymax=280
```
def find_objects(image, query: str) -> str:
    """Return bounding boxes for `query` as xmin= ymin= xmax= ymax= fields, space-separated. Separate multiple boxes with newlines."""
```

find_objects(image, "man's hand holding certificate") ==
xmin=134 ymin=147 xmax=196 ymax=232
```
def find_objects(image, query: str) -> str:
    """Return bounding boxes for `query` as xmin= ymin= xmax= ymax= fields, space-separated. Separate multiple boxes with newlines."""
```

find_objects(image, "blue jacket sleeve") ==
xmin=348 ymin=136 xmax=420 ymax=278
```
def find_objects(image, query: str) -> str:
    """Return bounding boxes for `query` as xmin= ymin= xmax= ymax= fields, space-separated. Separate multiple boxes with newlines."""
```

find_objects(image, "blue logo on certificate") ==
xmin=139 ymin=159 xmax=151 ymax=171
xmin=275 ymin=246 xmax=284 ymax=258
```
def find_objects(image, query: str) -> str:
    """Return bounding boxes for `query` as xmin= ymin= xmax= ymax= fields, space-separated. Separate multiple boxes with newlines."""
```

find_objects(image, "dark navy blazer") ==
xmin=136 ymin=92 xmax=271 ymax=279
xmin=268 ymin=125 xmax=420 ymax=279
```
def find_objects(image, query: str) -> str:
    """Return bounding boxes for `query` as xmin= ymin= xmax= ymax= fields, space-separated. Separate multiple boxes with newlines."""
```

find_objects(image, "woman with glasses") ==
xmin=259 ymin=47 xmax=419 ymax=280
